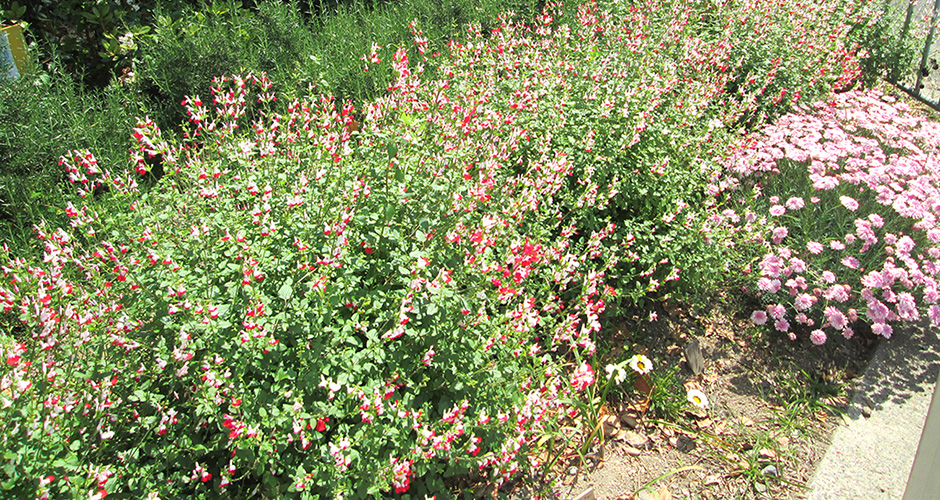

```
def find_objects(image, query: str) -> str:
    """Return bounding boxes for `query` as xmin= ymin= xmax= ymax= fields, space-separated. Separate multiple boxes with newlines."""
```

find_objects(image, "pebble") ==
xmin=761 ymin=465 xmax=778 ymax=477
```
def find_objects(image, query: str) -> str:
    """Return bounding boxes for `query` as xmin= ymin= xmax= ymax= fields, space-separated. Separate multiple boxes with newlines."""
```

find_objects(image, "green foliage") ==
xmin=849 ymin=0 xmax=926 ymax=88
xmin=0 ymin=70 xmax=147 ymax=254
xmin=1 ymin=1 xmax=26 ymax=22
xmin=133 ymin=0 xmax=545 ymax=128
xmin=648 ymin=364 xmax=687 ymax=421
xmin=136 ymin=1 xmax=316 ymax=126
xmin=15 ymin=0 xmax=170 ymax=87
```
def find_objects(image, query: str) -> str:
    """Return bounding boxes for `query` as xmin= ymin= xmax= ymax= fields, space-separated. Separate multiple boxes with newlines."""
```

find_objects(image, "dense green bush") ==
xmin=0 ymin=0 xmax=549 ymax=256
xmin=9 ymin=0 xmax=168 ymax=87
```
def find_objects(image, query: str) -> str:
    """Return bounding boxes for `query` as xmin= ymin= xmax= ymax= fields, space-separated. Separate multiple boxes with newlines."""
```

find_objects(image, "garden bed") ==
xmin=3 ymin=1 xmax=939 ymax=499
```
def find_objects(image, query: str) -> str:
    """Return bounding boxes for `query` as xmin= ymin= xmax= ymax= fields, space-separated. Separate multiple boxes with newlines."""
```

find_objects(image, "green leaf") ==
xmin=278 ymin=278 xmax=294 ymax=301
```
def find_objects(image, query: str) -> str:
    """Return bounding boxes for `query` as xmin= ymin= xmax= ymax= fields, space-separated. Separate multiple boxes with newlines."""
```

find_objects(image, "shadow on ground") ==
xmin=843 ymin=323 xmax=940 ymax=420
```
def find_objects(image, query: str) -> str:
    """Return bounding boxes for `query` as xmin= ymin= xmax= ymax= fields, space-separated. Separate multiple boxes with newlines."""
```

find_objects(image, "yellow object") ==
xmin=1 ymin=23 xmax=29 ymax=77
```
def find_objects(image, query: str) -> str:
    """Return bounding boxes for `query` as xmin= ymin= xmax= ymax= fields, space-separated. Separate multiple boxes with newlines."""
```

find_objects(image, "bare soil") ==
xmin=516 ymin=297 xmax=880 ymax=500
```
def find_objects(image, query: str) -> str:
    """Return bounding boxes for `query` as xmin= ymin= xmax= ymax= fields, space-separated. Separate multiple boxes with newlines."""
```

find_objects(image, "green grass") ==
xmin=769 ymin=364 xmax=845 ymax=426
xmin=649 ymin=363 xmax=689 ymax=421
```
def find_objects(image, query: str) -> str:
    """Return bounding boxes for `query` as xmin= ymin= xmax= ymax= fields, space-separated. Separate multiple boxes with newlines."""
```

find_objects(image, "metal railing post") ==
xmin=914 ymin=0 xmax=940 ymax=94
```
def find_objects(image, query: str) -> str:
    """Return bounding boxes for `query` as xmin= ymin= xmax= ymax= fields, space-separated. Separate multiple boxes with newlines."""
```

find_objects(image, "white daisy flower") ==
xmin=687 ymin=389 xmax=709 ymax=409
xmin=628 ymin=354 xmax=653 ymax=375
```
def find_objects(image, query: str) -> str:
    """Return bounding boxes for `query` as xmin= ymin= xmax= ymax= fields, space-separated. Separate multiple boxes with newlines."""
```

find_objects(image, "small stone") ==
xmin=761 ymin=465 xmax=778 ymax=477
xmin=755 ymin=482 xmax=767 ymax=493
xmin=676 ymin=436 xmax=696 ymax=452
xmin=568 ymin=466 xmax=579 ymax=476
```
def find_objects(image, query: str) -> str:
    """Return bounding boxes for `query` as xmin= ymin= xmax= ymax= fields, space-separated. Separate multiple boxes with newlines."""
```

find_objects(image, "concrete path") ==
xmin=806 ymin=325 xmax=940 ymax=499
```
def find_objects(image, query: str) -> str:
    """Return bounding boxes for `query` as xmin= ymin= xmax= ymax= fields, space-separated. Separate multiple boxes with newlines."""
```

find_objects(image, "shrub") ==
xmin=0 ymin=70 xmax=146 ymax=255
xmin=13 ymin=0 xmax=170 ymax=87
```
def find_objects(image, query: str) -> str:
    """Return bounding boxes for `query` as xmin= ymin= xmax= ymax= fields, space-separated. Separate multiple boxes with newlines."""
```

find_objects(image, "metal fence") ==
xmin=890 ymin=0 xmax=940 ymax=109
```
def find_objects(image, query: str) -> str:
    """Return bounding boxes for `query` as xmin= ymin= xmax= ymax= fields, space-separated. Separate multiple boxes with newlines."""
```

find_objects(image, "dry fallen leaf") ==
xmin=620 ymin=430 xmax=650 ymax=448
xmin=634 ymin=374 xmax=653 ymax=398
xmin=622 ymin=445 xmax=643 ymax=456
xmin=711 ymin=420 xmax=727 ymax=435
xmin=620 ymin=412 xmax=640 ymax=429
xmin=683 ymin=380 xmax=703 ymax=392
xmin=759 ymin=447 xmax=778 ymax=460
xmin=685 ymin=407 xmax=708 ymax=420
xmin=603 ymin=415 xmax=620 ymax=438
xmin=638 ymin=487 xmax=673 ymax=500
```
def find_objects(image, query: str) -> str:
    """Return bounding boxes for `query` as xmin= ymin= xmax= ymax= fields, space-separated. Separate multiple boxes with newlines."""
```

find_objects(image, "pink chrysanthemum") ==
xmin=810 ymin=329 xmax=827 ymax=345
xmin=751 ymin=311 xmax=768 ymax=325
xmin=785 ymin=197 xmax=805 ymax=210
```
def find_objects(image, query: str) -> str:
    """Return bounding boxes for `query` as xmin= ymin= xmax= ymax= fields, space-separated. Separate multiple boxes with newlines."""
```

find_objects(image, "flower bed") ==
xmin=0 ymin=0 xmax=910 ymax=498
xmin=718 ymin=89 xmax=940 ymax=342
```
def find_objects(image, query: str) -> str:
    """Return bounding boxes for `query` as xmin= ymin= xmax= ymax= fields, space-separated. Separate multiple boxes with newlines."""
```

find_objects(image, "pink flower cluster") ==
xmin=726 ymin=89 xmax=940 ymax=343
